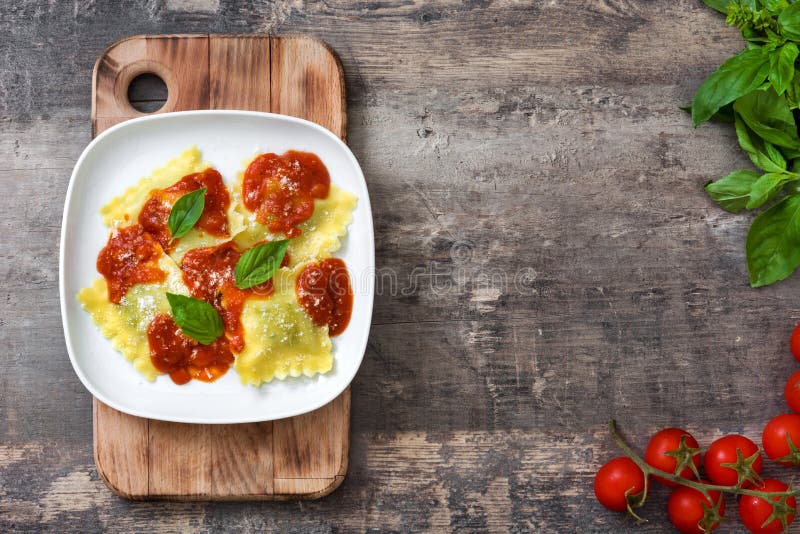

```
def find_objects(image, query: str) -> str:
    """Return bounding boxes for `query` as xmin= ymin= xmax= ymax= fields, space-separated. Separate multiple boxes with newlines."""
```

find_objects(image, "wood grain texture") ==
xmin=271 ymin=35 xmax=346 ymax=140
xmin=273 ymin=385 xmax=349 ymax=485
xmin=209 ymin=35 xmax=270 ymax=110
xmin=209 ymin=422 xmax=273 ymax=496
xmin=148 ymin=421 xmax=212 ymax=497
xmin=3 ymin=0 xmax=796 ymax=530
xmin=93 ymin=405 xmax=148 ymax=499
xmin=91 ymin=34 xmax=349 ymax=500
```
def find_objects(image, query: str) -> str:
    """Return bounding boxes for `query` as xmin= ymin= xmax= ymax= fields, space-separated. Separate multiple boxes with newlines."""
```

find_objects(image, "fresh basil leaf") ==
xmin=734 ymin=88 xmax=800 ymax=148
xmin=746 ymin=194 xmax=800 ymax=286
xmin=779 ymin=1 xmax=800 ymax=40
xmin=702 ymin=0 xmax=732 ymax=14
xmin=735 ymin=114 xmax=760 ymax=154
xmin=764 ymin=139 xmax=788 ymax=169
xmin=705 ymin=169 xmax=761 ymax=212
xmin=680 ymin=103 xmax=735 ymax=123
xmin=746 ymin=172 xmax=797 ymax=208
xmin=769 ymin=43 xmax=798 ymax=95
xmin=761 ymin=29 xmax=785 ymax=53
xmin=692 ymin=48 xmax=770 ymax=126
xmin=165 ymin=292 xmax=223 ymax=345
xmin=763 ymin=0 xmax=789 ymax=14
xmin=786 ymin=71 xmax=800 ymax=107
xmin=234 ymin=240 xmax=290 ymax=289
xmin=735 ymin=114 xmax=789 ymax=172
xmin=167 ymin=187 xmax=207 ymax=241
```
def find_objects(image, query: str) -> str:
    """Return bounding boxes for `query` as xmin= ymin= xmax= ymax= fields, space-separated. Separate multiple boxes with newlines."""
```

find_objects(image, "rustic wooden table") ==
xmin=2 ymin=0 xmax=796 ymax=531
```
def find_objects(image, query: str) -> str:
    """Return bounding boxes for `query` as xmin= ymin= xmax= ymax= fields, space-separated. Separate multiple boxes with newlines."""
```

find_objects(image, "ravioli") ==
xmin=100 ymin=146 xmax=244 ymax=263
xmin=235 ymin=266 xmax=333 ymax=386
xmin=79 ymin=147 xmax=355 ymax=387
xmin=233 ymin=183 xmax=357 ymax=266
xmin=77 ymin=254 xmax=189 ymax=381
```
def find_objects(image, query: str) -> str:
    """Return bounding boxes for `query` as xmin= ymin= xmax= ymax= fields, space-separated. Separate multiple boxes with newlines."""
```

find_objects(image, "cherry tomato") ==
xmin=593 ymin=457 xmax=645 ymax=512
xmin=791 ymin=324 xmax=800 ymax=362
xmin=667 ymin=482 xmax=724 ymax=534
xmin=644 ymin=428 xmax=701 ymax=486
xmin=785 ymin=371 xmax=800 ymax=414
xmin=762 ymin=414 xmax=800 ymax=466
xmin=704 ymin=434 xmax=762 ymax=487
xmin=739 ymin=478 xmax=796 ymax=534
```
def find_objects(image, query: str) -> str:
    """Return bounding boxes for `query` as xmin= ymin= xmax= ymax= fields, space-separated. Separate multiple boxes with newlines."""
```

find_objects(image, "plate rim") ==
xmin=59 ymin=109 xmax=374 ymax=424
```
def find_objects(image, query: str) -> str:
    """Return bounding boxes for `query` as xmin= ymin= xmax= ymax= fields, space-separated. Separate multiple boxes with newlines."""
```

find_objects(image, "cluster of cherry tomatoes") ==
xmin=594 ymin=325 xmax=800 ymax=533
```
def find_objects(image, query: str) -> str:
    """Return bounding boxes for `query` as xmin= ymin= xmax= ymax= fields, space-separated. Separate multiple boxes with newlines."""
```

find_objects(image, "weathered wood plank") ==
xmin=1 ymin=427 xmax=794 ymax=531
xmin=209 ymin=423 xmax=274 ymax=496
xmin=94 ymin=405 xmax=148 ymax=499
xmin=148 ymin=421 xmax=212 ymax=497
xmin=273 ymin=389 xmax=349 ymax=481
xmin=270 ymin=35 xmax=346 ymax=139
xmin=209 ymin=35 xmax=270 ymax=110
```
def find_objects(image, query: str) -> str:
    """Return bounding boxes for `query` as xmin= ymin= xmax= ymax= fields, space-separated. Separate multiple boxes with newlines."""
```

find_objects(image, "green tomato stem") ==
xmin=608 ymin=420 xmax=800 ymax=501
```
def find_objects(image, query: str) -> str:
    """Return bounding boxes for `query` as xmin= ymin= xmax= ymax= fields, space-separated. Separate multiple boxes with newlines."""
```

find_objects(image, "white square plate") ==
xmin=60 ymin=110 xmax=374 ymax=423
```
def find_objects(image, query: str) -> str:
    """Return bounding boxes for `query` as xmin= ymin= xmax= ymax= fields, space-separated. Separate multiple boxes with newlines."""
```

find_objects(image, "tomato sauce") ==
xmin=147 ymin=313 xmax=234 ymax=384
xmin=96 ymin=225 xmax=166 ymax=304
xmin=180 ymin=241 xmax=290 ymax=352
xmin=138 ymin=168 xmax=230 ymax=250
xmin=295 ymin=258 xmax=353 ymax=336
xmin=241 ymin=150 xmax=330 ymax=238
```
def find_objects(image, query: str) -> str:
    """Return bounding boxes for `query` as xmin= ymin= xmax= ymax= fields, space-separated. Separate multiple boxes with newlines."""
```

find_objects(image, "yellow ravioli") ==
xmin=235 ymin=266 xmax=333 ymax=386
xmin=99 ymin=146 xmax=244 ymax=263
xmin=76 ymin=254 xmax=189 ymax=381
xmin=233 ymin=183 xmax=356 ymax=267
xmin=79 ymin=149 xmax=354 ymax=387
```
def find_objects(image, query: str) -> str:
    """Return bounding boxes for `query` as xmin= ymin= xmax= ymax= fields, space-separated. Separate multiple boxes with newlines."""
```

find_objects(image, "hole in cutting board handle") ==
xmin=127 ymin=73 xmax=168 ymax=113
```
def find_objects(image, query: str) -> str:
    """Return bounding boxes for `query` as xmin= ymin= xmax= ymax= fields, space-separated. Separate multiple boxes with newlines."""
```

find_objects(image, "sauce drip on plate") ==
xmin=139 ymin=168 xmax=230 ymax=250
xmin=241 ymin=150 xmax=330 ymax=238
xmin=147 ymin=313 xmax=234 ymax=385
xmin=180 ymin=241 xmax=290 ymax=352
xmin=97 ymin=224 xmax=166 ymax=304
xmin=295 ymin=258 xmax=353 ymax=336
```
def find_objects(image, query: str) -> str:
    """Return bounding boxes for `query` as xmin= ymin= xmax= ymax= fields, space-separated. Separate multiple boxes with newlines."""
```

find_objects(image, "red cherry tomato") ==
xmin=704 ymin=434 xmax=762 ymax=486
xmin=785 ymin=371 xmax=800 ymax=414
xmin=791 ymin=324 xmax=800 ymax=362
xmin=739 ymin=478 xmax=796 ymax=534
xmin=762 ymin=414 xmax=800 ymax=465
xmin=644 ymin=428 xmax=701 ymax=486
xmin=593 ymin=457 xmax=645 ymax=512
xmin=667 ymin=482 xmax=724 ymax=534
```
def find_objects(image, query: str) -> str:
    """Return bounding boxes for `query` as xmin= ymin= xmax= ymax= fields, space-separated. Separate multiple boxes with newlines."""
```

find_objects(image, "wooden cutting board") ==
xmin=91 ymin=34 xmax=349 ymax=500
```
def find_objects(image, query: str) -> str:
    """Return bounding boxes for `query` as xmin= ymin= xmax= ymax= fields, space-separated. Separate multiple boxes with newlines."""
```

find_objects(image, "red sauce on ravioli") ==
xmin=295 ymin=258 xmax=353 ymax=336
xmin=95 ymin=153 xmax=346 ymax=386
xmin=138 ymin=168 xmax=230 ymax=251
xmin=241 ymin=151 xmax=330 ymax=238
xmin=147 ymin=313 xmax=234 ymax=385
xmin=180 ymin=241 xmax=290 ymax=352
xmin=96 ymin=224 xmax=166 ymax=304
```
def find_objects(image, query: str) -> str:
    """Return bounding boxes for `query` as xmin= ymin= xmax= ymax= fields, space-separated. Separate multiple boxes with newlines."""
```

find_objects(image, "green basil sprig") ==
xmin=234 ymin=240 xmax=289 ymax=289
xmin=768 ymin=42 xmax=798 ymax=94
xmin=746 ymin=195 xmax=800 ymax=287
xmin=691 ymin=48 xmax=771 ymax=126
xmin=168 ymin=187 xmax=206 ymax=242
xmin=693 ymin=0 xmax=800 ymax=286
xmin=166 ymin=292 xmax=223 ymax=345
